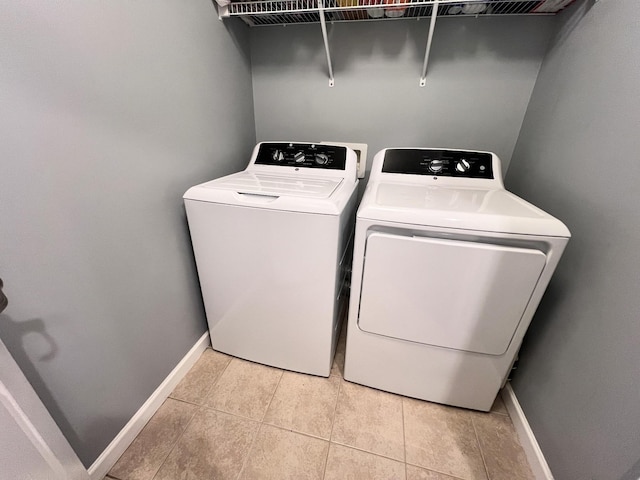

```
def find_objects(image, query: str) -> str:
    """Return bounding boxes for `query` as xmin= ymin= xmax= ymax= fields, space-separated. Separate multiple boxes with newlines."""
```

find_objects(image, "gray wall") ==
xmin=506 ymin=1 xmax=640 ymax=478
xmin=250 ymin=15 xmax=555 ymax=174
xmin=0 ymin=1 xmax=254 ymax=466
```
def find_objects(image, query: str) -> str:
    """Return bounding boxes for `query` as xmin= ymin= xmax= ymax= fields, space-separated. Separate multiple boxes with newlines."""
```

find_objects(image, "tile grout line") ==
xmin=235 ymin=422 xmax=264 ymax=480
xmin=234 ymin=369 xmax=284 ymax=480
xmin=322 ymin=375 xmax=344 ymax=479
xmin=471 ymin=414 xmax=492 ymax=480
xmin=259 ymin=419 xmax=333 ymax=443
xmin=151 ymin=350 xmax=226 ymax=480
xmin=260 ymin=369 xmax=285 ymax=423
xmin=405 ymin=462 xmax=468 ymax=480
xmin=199 ymin=353 xmax=234 ymax=403
xmin=200 ymin=402 xmax=269 ymax=423
xmin=329 ymin=438 xmax=405 ymax=464
xmin=149 ymin=400 xmax=202 ymax=480
xmin=166 ymin=396 xmax=207 ymax=408
xmin=149 ymin=350 xmax=230 ymax=479
xmin=168 ymin=349 xmax=232 ymax=407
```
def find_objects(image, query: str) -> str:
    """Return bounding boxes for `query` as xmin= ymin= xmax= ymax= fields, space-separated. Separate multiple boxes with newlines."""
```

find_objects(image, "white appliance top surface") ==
xmin=184 ymin=172 xmax=356 ymax=215
xmin=359 ymin=182 xmax=570 ymax=237
xmin=183 ymin=142 xmax=359 ymax=215
xmin=204 ymin=172 xmax=342 ymax=199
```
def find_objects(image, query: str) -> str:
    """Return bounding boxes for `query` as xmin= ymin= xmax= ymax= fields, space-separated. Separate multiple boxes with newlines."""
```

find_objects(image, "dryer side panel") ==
xmin=357 ymin=233 xmax=546 ymax=355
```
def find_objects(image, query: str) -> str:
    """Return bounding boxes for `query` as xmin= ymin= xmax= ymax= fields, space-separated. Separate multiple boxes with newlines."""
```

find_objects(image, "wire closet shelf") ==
xmin=218 ymin=0 xmax=575 ymax=86
xmin=222 ymin=0 xmax=571 ymax=26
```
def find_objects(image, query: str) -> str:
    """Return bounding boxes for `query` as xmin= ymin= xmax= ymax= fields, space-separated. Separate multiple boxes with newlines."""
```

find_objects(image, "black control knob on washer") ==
xmin=314 ymin=153 xmax=329 ymax=165
xmin=429 ymin=159 xmax=444 ymax=173
xmin=272 ymin=149 xmax=284 ymax=162
xmin=455 ymin=159 xmax=470 ymax=173
xmin=294 ymin=151 xmax=306 ymax=163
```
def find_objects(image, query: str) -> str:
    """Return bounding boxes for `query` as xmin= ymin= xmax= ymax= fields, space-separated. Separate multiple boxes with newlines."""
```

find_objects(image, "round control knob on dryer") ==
xmin=429 ymin=159 xmax=444 ymax=173
xmin=314 ymin=153 xmax=329 ymax=165
xmin=455 ymin=159 xmax=470 ymax=173
xmin=294 ymin=151 xmax=306 ymax=163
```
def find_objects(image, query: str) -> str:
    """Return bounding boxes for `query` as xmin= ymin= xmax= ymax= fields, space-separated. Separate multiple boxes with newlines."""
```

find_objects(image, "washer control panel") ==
xmin=382 ymin=149 xmax=493 ymax=179
xmin=255 ymin=143 xmax=347 ymax=170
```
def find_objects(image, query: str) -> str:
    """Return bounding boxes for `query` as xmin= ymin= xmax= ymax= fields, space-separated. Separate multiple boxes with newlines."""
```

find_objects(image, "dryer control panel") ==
xmin=255 ymin=143 xmax=347 ymax=171
xmin=382 ymin=149 xmax=494 ymax=179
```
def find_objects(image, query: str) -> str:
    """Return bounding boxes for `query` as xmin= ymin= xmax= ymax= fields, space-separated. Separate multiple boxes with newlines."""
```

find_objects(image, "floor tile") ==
xmin=239 ymin=424 xmax=329 ymax=480
xmin=490 ymin=394 xmax=508 ymax=416
xmin=109 ymin=398 xmax=197 ymax=480
xmin=406 ymin=464 xmax=461 ymax=480
xmin=403 ymin=398 xmax=487 ymax=480
xmin=170 ymin=348 xmax=231 ymax=404
xmin=205 ymin=358 xmax=282 ymax=421
xmin=332 ymin=381 xmax=404 ymax=461
xmin=324 ymin=443 xmax=406 ymax=480
xmin=263 ymin=371 xmax=340 ymax=439
xmin=154 ymin=408 xmax=259 ymax=480
xmin=472 ymin=413 xmax=534 ymax=480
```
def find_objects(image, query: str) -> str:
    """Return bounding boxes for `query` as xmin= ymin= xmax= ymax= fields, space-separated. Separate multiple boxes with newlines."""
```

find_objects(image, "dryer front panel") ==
xmin=357 ymin=232 xmax=546 ymax=355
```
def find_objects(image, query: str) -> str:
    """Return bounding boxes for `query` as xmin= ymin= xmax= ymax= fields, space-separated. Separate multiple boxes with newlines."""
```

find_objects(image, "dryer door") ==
xmin=357 ymin=232 xmax=546 ymax=355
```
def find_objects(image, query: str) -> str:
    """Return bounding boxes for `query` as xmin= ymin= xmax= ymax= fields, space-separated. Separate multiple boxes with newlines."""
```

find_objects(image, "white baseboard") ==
xmin=501 ymin=383 xmax=554 ymax=480
xmin=88 ymin=332 xmax=210 ymax=480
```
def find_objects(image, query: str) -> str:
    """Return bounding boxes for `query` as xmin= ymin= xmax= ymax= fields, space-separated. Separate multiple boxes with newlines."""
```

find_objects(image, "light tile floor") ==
xmin=106 ymin=327 xmax=533 ymax=480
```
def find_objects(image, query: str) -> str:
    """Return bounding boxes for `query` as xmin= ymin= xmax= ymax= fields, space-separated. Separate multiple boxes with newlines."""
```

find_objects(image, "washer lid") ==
xmin=358 ymin=182 xmax=570 ymax=237
xmin=203 ymin=172 xmax=342 ymax=199
xmin=184 ymin=171 xmax=355 ymax=215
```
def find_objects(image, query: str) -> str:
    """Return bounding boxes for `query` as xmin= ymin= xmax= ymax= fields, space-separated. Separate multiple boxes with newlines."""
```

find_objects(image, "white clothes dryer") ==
xmin=185 ymin=142 xmax=358 ymax=377
xmin=343 ymin=148 xmax=570 ymax=410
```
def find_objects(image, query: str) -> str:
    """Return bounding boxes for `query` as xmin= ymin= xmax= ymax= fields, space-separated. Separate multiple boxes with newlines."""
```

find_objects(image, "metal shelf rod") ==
xmin=419 ymin=0 xmax=439 ymax=86
xmin=318 ymin=0 xmax=335 ymax=87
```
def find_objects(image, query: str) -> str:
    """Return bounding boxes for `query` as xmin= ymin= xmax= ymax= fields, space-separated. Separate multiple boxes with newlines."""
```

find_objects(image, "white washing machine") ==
xmin=344 ymin=148 xmax=570 ymax=410
xmin=184 ymin=142 xmax=359 ymax=377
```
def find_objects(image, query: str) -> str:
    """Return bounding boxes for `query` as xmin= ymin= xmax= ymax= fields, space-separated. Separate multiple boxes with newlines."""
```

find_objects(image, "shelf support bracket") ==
xmin=318 ymin=0 xmax=335 ymax=87
xmin=419 ymin=0 xmax=439 ymax=87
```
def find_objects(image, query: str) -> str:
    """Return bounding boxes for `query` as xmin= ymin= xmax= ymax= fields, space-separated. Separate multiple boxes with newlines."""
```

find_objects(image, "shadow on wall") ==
xmin=223 ymin=16 xmax=253 ymax=68
xmin=550 ymin=0 xmax=596 ymax=54
xmin=620 ymin=457 xmax=640 ymax=480
xmin=514 ymin=274 xmax=570 ymax=381
xmin=249 ymin=15 xmax=556 ymax=76
xmin=181 ymin=205 xmax=207 ymax=319
xmin=0 ymin=313 xmax=83 ymax=450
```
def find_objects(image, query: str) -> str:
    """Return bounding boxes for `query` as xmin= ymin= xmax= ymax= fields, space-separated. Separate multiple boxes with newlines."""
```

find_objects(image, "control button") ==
xmin=272 ymin=149 xmax=284 ymax=162
xmin=294 ymin=151 xmax=306 ymax=163
xmin=429 ymin=159 xmax=444 ymax=173
xmin=314 ymin=153 xmax=329 ymax=165
xmin=455 ymin=159 xmax=470 ymax=173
